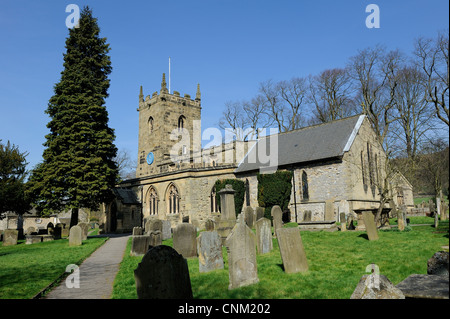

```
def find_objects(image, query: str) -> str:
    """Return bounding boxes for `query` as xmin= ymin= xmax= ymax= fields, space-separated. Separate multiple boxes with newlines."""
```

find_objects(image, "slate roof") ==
xmin=235 ymin=114 xmax=365 ymax=173
xmin=113 ymin=188 xmax=140 ymax=204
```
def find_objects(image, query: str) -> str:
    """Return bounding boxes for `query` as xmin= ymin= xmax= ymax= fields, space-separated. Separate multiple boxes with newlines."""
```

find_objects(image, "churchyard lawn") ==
xmin=112 ymin=217 xmax=449 ymax=299
xmin=0 ymin=237 xmax=108 ymax=299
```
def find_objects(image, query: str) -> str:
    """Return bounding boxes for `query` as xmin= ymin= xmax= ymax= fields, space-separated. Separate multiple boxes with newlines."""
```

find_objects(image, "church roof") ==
xmin=235 ymin=114 xmax=365 ymax=173
xmin=113 ymin=188 xmax=140 ymax=204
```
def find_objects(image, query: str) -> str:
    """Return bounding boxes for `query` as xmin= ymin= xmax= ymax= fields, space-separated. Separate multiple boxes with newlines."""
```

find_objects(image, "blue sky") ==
xmin=0 ymin=0 xmax=448 ymax=171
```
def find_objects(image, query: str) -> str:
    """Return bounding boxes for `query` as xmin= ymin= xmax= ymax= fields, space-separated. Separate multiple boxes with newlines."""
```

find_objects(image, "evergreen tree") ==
xmin=28 ymin=7 xmax=118 ymax=227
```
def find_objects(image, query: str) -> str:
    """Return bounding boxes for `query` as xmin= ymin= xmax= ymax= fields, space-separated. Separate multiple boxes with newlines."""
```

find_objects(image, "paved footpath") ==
xmin=45 ymin=233 xmax=130 ymax=299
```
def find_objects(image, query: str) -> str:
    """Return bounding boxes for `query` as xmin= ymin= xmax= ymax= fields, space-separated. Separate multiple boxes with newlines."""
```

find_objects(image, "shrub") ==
xmin=257 ymin=170 xmax=293 ymax=219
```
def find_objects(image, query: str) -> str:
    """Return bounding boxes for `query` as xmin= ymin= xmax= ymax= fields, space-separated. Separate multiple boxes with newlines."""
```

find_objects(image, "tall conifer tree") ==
xmin=28 ymin=7 xmax=118 ymax=226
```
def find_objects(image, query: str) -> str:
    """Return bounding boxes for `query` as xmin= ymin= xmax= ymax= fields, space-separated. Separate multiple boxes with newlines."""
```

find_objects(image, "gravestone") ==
xmin=276 ymin=228 xmax=308 ymax=273
xmin=338 ymin=200 xmax=350 ymax=220
xmin=161 ymin=220 xmax=172 ymax=240
xmin=427 ymin=251 xmax=449 ymax=276
xmin=271 ymin=205 xmax=283 ymax=237
xmin=216 ymin=185 xmax=237 ymax=244
xmin=340 ymin=213 xmax=347 ymax=232
xmin=134 ymin=245 xmax=193 ymax=299
xmin=132 ymin=227 xmax=143 ymax=236
xmin=77 ymin=222 xmax=88 ymax=240
xmin=205 ymin=219 xmax=215 ymax=231
xmin=397 ymin=210 xmax=405 ymax=231
xmin=361 ymin=211 xmax=379 ymax=241
xmin=26 ymin=226 xmax=36 ymax=235
xmin=25 ymin=235 xmax=42 ymax=245
xmin=148 ymin=231 xmax=162 ymax=248
xmin=225 ymin=216 xmax=259 ymax=290
xmin=255 ymin=207 xmax=265 ymax=221
xmin=2 ymin=230 xmax=18 ymax=246
xmin=244 ymin=206 xmax=255 ymax=228
xmin=147 ymin=219 xmax=163 ymax=234
xmin=130 ymin=235 xmax=151 ymax=256
xmin=69 ymin=226 xmax=82 ymax=246
xmin=53 ymin=225 xmax=62 ymax=239
xmin=197 ymin=230 xmax=224 ymax=273
xmin=324 ymin=199 xmax=335 ymax=221
xmin=434 ymin=213 xmax=439 ymax=228
xmin=351 ymin=274 xmax=405 ymax=299
xmin=441 ymin=201 xmax=448 ymax=221
xmin=255 ymin=218 xmax=273 ymax=254
xmin=173 ymin=223 xmax=197 ymax=258
xmin=303 ymin=210 xmax=312 ymax=222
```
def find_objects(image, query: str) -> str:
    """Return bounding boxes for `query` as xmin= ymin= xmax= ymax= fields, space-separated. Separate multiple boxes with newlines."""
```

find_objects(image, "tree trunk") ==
xmin=70 ymin=207 xmax=79 ymax=228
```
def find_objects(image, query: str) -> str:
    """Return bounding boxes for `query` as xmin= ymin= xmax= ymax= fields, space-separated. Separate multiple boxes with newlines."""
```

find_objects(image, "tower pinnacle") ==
xmin=139 ymin=85 xmax=144 ymax=102
xmin=195 ymin=83 xmax=201 ymax=101
xmin=161 ymin=73 xmax=168 ymax=93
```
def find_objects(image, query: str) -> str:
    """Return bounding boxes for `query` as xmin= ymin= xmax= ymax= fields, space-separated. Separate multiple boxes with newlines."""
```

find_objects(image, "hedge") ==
xmin=257 ymin=170 xmax=293 ymax=219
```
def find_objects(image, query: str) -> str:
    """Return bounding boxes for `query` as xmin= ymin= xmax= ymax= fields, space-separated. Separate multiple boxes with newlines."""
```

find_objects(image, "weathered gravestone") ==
xmin=205 ymin=219 xmax=215 ymax=231
xmin=271 ymin=205 xmax=283 ymax=237
xmin=255 ymin=207 xmax=265 ymax=222
xmin=361 ymin=211 xmax=379 ymax=241
xmin=132 ymin=226 xmax=143 ymax=236
xmin=161 ymin=220 xmax=172 ymax=240
xmin=244 ymin=206 xmax=255 ymax=229
xmin=147 ymin=219 xmax=163 ymax=234
xmin=130 ymin=235 xmax=151 ymax=256
xmin=276 ymin=227 xmax=308 ymax=273
xmin=427 ymin=251 xmax=449 ymax=276
xmin=255 ymin=218 xmax=273 ymax=254
xmin=324 ymin=199 xmax=335 ymax=221
xmin=351 ymin=274 xmax=405 ymax=299
xmin=69 ymin=226 xmax=82 ymax=246
xmin=340 ymin=213 xmax=347 ymax=232
xmin=197 ymin=229 xmax=224 ymax=273
xmin=134 ymin=245 xmax=193 ymax=299
xmin=2 ymin=230 xmax=18 ymax=246
xmin=148 ymin=231 xmax=162 ymax=248
xmin=397 ymin=210 xmax=405 ymax=231
xmin=26 ymin=235 xmax=42 ymax=245
xmin=225 ymin=215 xmax=259 ymax=289
xmin=173 ymin=223 xmax=197 ymax=258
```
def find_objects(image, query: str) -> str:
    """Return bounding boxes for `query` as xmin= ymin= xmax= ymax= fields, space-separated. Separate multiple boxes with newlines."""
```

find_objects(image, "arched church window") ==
xmin=148 ymin=187 xmax=158 ymax=215
xmin=302 ymin=171 xmax=309 ymax=201
xmin=178 ymin=115 xmax=186 ymax=131
xmin=167 ymin=184 xmax=180 ymax=214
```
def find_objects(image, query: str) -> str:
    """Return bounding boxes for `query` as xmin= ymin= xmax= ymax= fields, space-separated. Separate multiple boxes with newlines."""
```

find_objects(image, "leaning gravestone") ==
xmin=225 ymin=215 xmax=259 ymax=289
xmin=2 ymin=230 xmax=19 ymax=246
xmin=244 ymin=206 xmax=255 ymax=229
xmin=276 ymin=228 xmax=308 ymax=273
xmin=271 ymin=205 xmax=283 ymax=237
xmin=427 ymin=251 xmax=449 ymax=276
xmin=197 ymin=229 xmax=224 ymax=273
xmin=134 ymin=245 xmax=193 ymax=299
xmin=351 ymin=274 xmax=405 ymax=299
xmin=173 ymin=223 xmax=197 ymax=258
xmin=255 ymin=218 xmax=273 ymax=254
xmin=69 ymin=226 xmax=82 ymax=246
xmin=361 ymin=211 xmax=379 ymax=241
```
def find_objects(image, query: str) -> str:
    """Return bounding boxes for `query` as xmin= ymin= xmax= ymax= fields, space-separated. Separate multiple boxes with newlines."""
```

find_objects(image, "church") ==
xmin=103 ymin=74 xmax=414 ymax=233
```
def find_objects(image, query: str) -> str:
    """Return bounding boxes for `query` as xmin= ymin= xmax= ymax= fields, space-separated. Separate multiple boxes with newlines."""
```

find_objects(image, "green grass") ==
xmin=0 ymin=237 xmax=108 ymax=299
xmin=112 ymin=221 xmax=449 ymax=299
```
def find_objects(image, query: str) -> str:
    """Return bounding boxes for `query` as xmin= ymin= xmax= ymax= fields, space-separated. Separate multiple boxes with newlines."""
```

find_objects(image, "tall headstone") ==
xmin=2 ymin=230 xmax=18 ymax=246
xmin=173 ymin=223 xmax=197 ymax=258
xmin=276 ymin=228 xmax=308 ymax=273
xmin=361 ymin=211 xmax=379 ymax=241
xmin=340 ymin=213 xmax=347 ymax=232
xmin=197 ymin=230 xmax=224 ymax=273
xmin=161 ymin=220 xmax=172 ymax=240
xmin=324 ymin=199 xmax=335 ymax=221
xmin=271 ymin=205 xmax=283 ymax=237
xmin=244 ymin=206 xmax=255 ymax=229
xmin=77 ymin=222 xmax=88 ymax=240
xmin=397 ymin=210 xmax=405 ymax=231
xmin=134 ymin=245 xmax=193 ymax=299
xmin=225 ymin=216 xmax=259 ymax=290
xmin=69 ymin=226 xmax=82 ymax=246
xmin=255 ymin=218 xmax=273 ymax=254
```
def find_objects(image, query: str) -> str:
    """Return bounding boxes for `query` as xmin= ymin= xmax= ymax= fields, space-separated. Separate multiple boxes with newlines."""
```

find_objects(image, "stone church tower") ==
xmin=136 ymin=74 xmax=202 ymax=178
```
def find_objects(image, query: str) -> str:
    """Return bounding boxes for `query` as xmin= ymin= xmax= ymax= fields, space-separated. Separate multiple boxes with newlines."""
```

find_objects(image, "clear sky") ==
xmin=0 ymin=0 xmax=448 ymax=171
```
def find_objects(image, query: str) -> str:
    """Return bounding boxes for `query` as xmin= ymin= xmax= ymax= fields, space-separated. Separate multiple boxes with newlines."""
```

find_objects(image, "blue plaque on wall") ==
xmin=146 ymin=152 xmax=154 ymax=165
